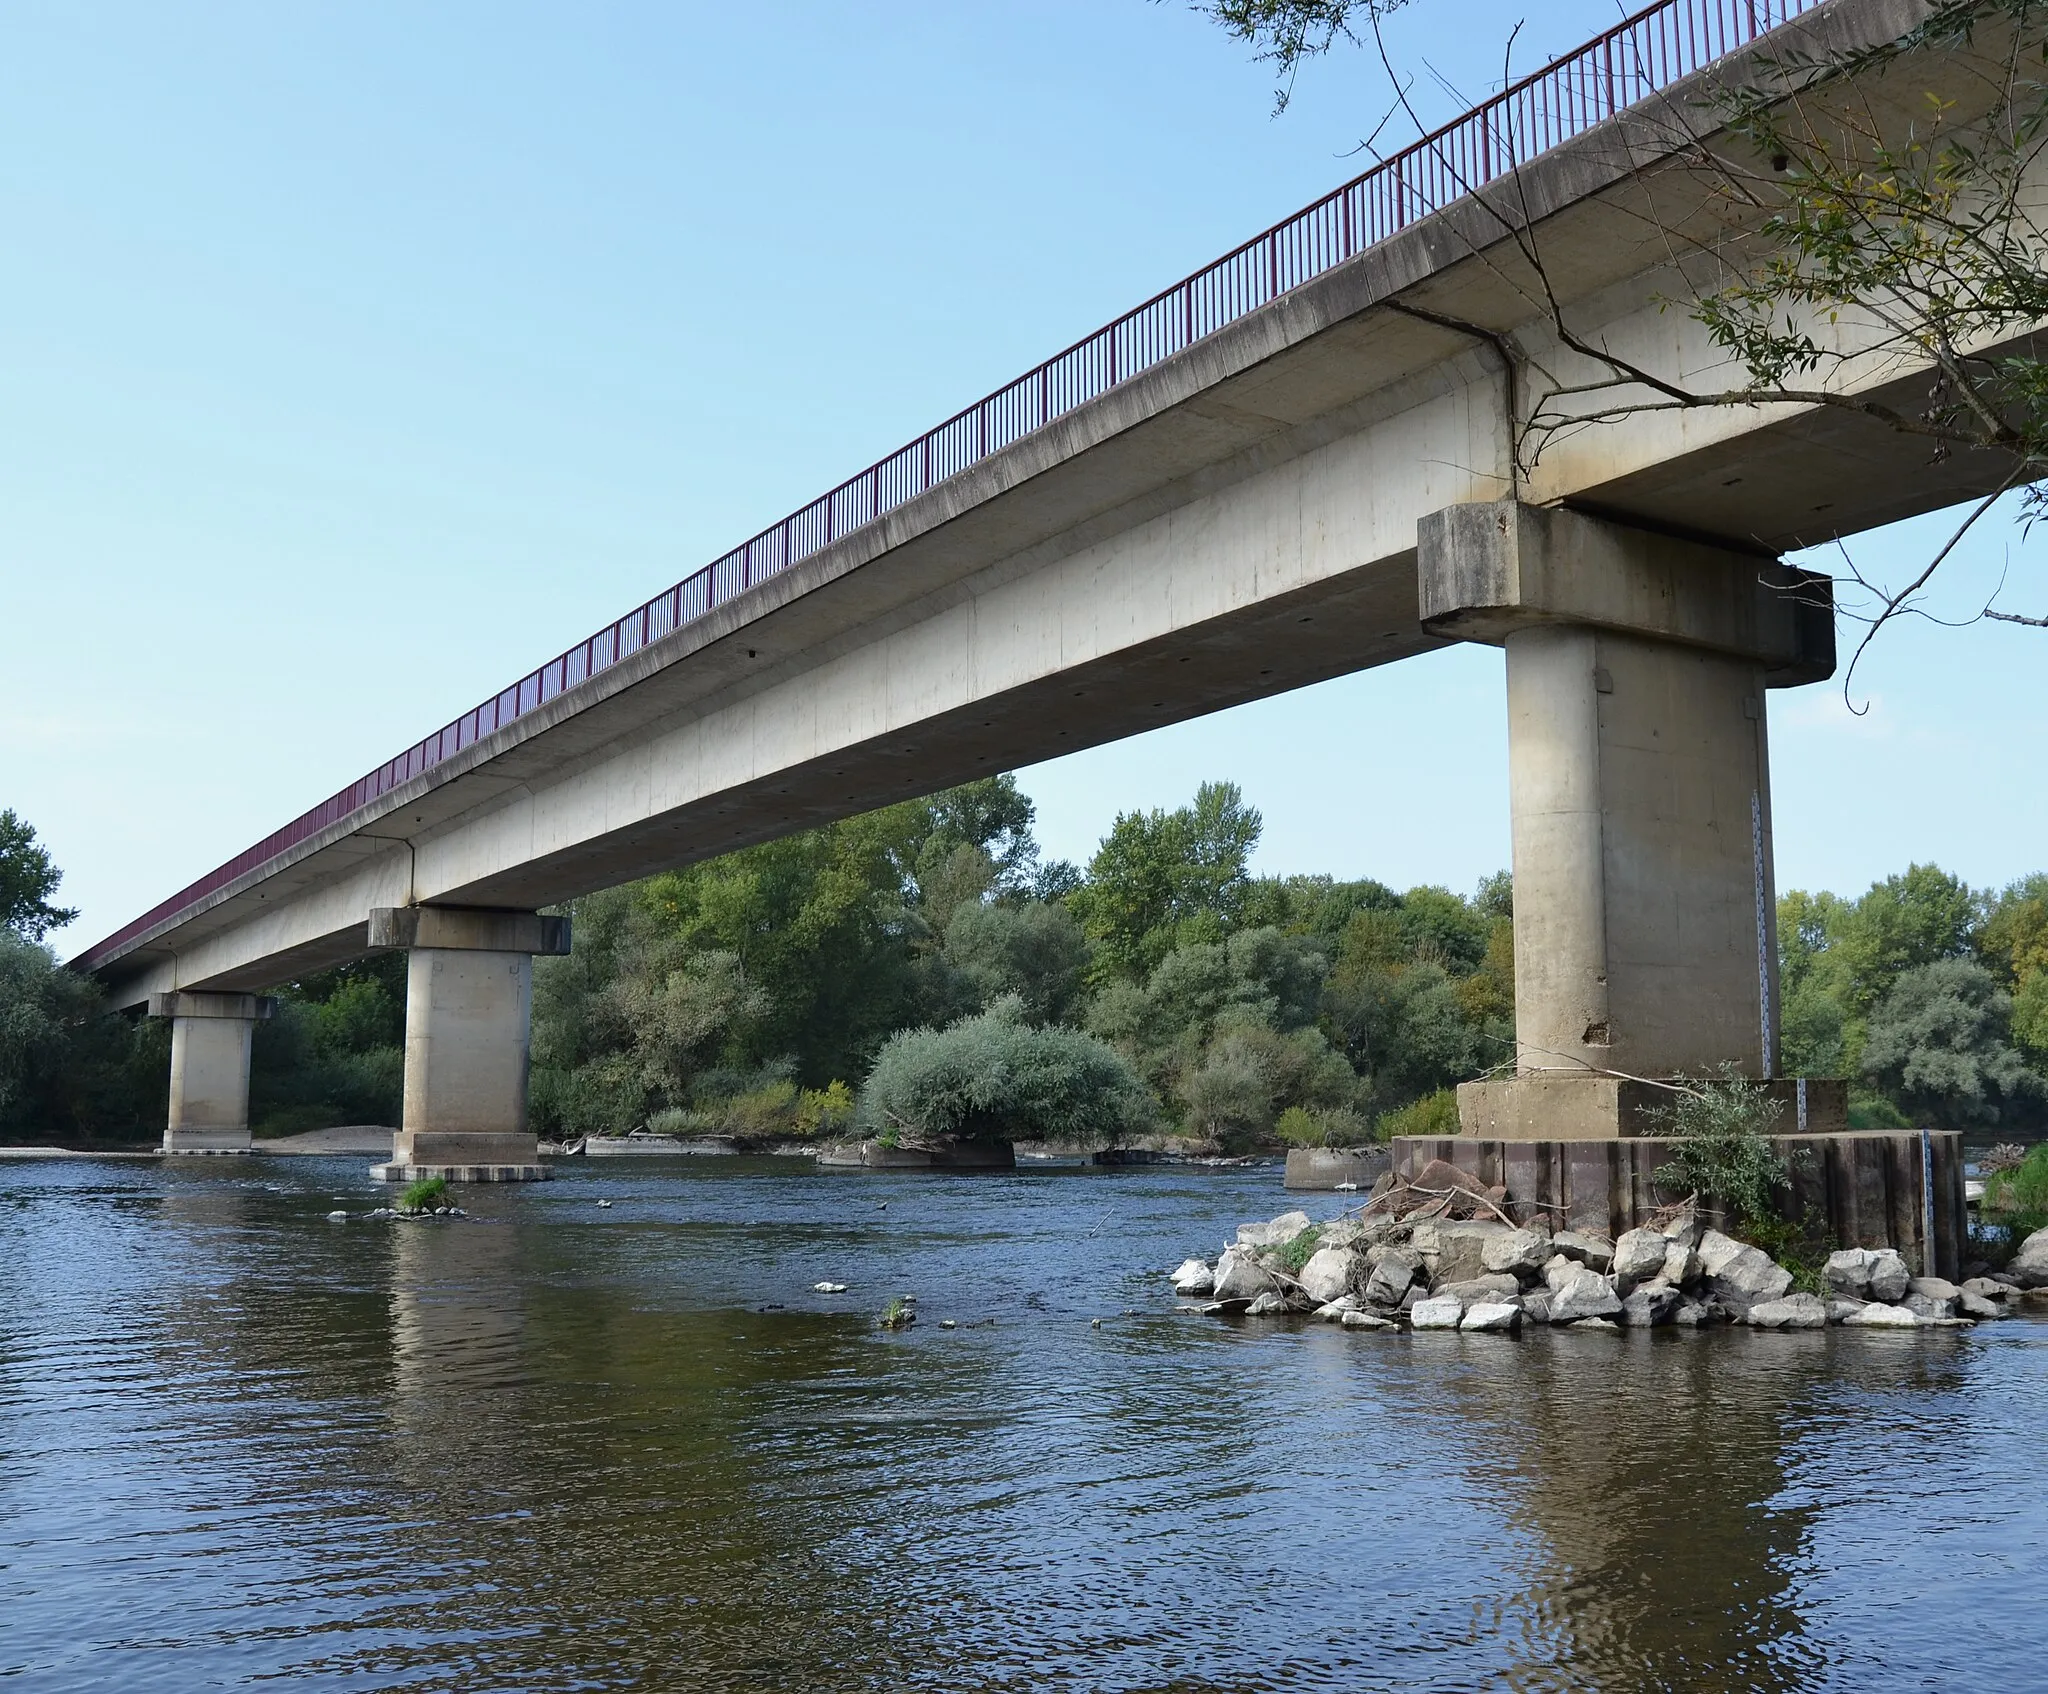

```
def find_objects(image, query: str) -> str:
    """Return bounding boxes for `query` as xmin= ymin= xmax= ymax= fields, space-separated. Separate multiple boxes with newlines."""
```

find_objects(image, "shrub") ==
xmin=1276 ymin=1104 xmax=1373 ymax=1147
xmin=1648 ymin=1068 xmax=1796 ymax=1234
xmin=1373 ymin=1087 xmax=1460 ymax=1142
xmin=858 ymin=998 xmax=1155 ymax=1144
xmin=1984 ymin=1143 xmax=2048 ymax=1237
xmin=1272 ymin=1224 xmax=1324 ymax=1275
xmin=400 ymin=1175 xmax=449 ymax=1213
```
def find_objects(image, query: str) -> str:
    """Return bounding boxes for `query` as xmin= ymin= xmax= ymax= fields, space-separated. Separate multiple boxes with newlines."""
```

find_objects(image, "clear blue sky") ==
xmin=4 ymin=1 xmax=2042 ymax=953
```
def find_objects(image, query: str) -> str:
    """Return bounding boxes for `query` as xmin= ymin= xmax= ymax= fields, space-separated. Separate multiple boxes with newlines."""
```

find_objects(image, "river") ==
xmin=2 ymin=1153 xmax=2043 ymax=1691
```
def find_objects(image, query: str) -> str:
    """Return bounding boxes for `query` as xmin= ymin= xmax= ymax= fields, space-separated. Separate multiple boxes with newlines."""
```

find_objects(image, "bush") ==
xmin=858 ymin=998 xmax=1155 ymax=1144
xmin=1648 ymin=1068 xmax=1795 ymax=1234
xmin=1984 ymin=1143 xmax=2048 ymax=1237
xmin=400 ymin=1175 xmax=449 ymax=1213
xmin=1373 ymin=1088 xmax=1460 ymax=1141
xmin=1275 ymin=1104 xmax=1373 ymax=1147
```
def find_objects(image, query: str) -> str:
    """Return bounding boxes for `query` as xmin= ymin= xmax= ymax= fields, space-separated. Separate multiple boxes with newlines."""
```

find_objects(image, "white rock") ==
xmin=1245 ymin=1291 xmax=1292 ymax=1316
xmin=1748 ymin=1292 xmax=1828 ymax=1330
xmin=1620 ymin=1285 xmax=1679 ymax=1327
xmin=1312 ymin=1295 xmax=1359 ymax=1321
xmin=2011 ymin=1226 xmax=2048 ymax=1288
xmin=326 ymin=1210 xmax=348 ymax=1222
xmin=1550 ymin=1230 xmax=1615 ymax=1271
xmin=1543 ymin=1254 xmax=1579 ymax=1294
xmin=1827 ymin=1298 xmax=1867 ymax=1324
xmin=1170 ymin=1258 xmax=1215 ymax=1296
xmin=1212 ymin=1247 xmax=1280 ymax=1301
xmin=1460 ymin=1301 xmax=1522 ymax=1333
xmin=1364 ymin=1250 xmax=1418 ymax=1308
xmin=813 ymin=1282 xmax=849 ymax=1294
xmin=1844 ymin=1302 xmax=1922 ymax=1328
xmin=1824 ymin=1248 xmax=1879 ymax=1299
xmin=1698 ymin=1230 xmax=1792 ymax=1316
xmin=1903 ymin=1287 xmax=1957 ymax=1320
xmin=1237 ymin=1211 xmax=1314 ymax=1250
xmin=1549 ymin=1266 xmax=1623 ymax=1323
xmin=1409 ymin=1296 xmax=1464 ymax=1330
xmin=1425 ymin=1221 xmax=1511 ymax=1284
xmin=1868 ymin=1249 xmax=1911 ymax=1304
xmin=1612 ymin=1227 xmax=1670 ymax=1288
xmin=1960 ymin=1277 xmax=2012 ymax=1302
xmin=1660 ymin=1239 xmax=1701 ymax=1286
xmin=1482 ymin=1226 xmax=1553 ymax=1277
xmin=1297 ymin=1246 xmax=1360 ymax=1306
xmin=1957 ymin=1288 xmax=2006 ymax=1320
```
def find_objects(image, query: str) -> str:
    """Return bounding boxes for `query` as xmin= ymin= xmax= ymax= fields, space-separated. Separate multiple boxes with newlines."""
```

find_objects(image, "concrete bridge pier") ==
xmin=367 ymin=907 xmax=571 ymax=1184
xmin=1417 ymin=498 xmax=1835 ymax=1140
xmin=151 ymin=991 xmax=277 ymax=1153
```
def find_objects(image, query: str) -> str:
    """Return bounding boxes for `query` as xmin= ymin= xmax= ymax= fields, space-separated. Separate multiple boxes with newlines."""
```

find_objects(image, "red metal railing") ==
xmin=84 ymin=0 xmax=1821 ymax=967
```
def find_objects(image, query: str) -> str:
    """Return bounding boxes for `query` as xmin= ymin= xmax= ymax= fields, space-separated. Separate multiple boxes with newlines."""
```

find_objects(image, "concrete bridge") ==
xmin=79 ymin=0 xmax=2020 ymax=1186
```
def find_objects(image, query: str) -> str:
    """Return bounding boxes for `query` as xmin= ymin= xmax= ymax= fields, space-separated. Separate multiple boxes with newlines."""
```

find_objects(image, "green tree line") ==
xmin=3 ymin=793 xmax=2044 ymax=1143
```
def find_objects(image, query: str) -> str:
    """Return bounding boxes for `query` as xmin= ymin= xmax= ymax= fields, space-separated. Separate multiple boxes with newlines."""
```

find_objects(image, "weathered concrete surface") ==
xmin=1284 ymin=1146 xmax=1394 ymax=1191
xmin=368 ymin=909 xmax=551 ymax=1182
xmin=1420 ymin=501 xmax=1818 ymax=1097
xmin=815 ymin=1139 xmax=1017 ymax=1171
xmin=1454 ymin=1078 xmax=1849 ymax=1142
xmin=1393 ymin=1129 xmax=1967 ymax=1279
xmin=83 ymin=0 xmax=2023 ymax=1016
xmin=152 ymin=991 xmax=275 ymax=1154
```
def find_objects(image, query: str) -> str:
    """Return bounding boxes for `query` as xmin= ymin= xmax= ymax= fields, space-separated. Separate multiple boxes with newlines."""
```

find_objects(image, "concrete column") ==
xmin=366 ymin=906 xmax=570 ymax=1183
xmin=150 ymin=991 xmax=276 ymax=1153
xmin=1418 ymin=499 xmax=1833 ymax=1138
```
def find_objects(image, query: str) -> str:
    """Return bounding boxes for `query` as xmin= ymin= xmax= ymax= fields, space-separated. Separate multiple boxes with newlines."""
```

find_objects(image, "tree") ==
xmin=857 ymin=998 xmax=1155 ymax=1144
xmin=1069 ymin=780 xmax=1262 ymax=980
xmin=1861 ymin=956 xmax=2038 ymax=1125
xmin=0 ymin=811 xmax=78 ymax=942
xmin=1836 ymin=863 xmax=1979 ymax=1010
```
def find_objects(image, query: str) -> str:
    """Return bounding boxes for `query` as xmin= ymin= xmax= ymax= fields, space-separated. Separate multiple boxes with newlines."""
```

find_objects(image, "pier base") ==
xmin=1391 ymin=1129 xmax=1967 ymax=1279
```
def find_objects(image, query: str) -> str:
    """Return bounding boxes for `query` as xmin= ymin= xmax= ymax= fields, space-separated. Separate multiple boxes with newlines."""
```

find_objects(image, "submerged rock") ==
xmin=1620 ymin=1285 xmax=1679 ymax=1327
xmin=1311 ymin=1295 xmax=1359 ymax=1321
xmin=1409 ymin=1296 xmax=1464 ymax=1330
xmin=1340 ymin=1310 xmax=1397 ymax=1331
xmin=1843 ymin=1302 xmax=1922 ymax=1329
xmin=1748 ymin=1292 xmax=1828 ymax=1330
xmin=1245 ymin=1291 xmax=1293 ymax=1317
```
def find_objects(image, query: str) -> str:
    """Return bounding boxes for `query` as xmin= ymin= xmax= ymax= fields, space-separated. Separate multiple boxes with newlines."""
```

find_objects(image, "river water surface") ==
xmin=3 ymin=1154 xmax=2044 ymax=1692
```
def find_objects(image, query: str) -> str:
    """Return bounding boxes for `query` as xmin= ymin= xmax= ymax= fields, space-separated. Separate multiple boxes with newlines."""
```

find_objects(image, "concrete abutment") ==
xmin=367 ymin=907 xmax=570 ymax=1184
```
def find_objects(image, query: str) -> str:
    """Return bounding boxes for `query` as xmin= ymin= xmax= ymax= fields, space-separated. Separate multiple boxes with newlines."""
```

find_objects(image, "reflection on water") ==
xmin=1 ymin=1156 xmax=2044 ymax=1692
